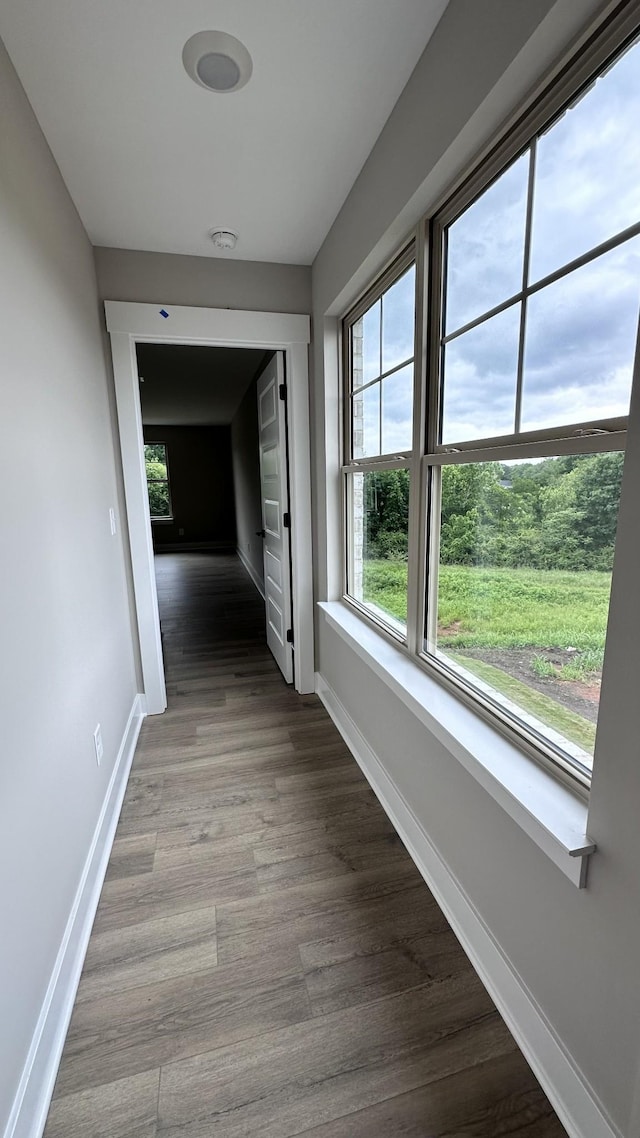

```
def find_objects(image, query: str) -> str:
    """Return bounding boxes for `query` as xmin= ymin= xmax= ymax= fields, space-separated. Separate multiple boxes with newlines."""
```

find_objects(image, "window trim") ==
xmin=340 ymin=0 xmax=640 ymax=796
xmin=144 ymin=440 xmax=173 ymax=523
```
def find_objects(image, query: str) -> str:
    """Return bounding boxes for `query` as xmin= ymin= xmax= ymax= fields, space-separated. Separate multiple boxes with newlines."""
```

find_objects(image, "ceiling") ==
xmin=137 ymin=344 xmax=268 ymax=425
xmin=0 ymin=0 xmax=448 ymax=264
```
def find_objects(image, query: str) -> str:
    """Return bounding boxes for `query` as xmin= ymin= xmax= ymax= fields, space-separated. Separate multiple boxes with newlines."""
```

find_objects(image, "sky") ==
xmin=354 ymin=265 xmax=415 ymax=456
xmin=442 ymin=35 xmax=640 ymax=444
xmin=354 ymin=36 xmax=640 ymax=456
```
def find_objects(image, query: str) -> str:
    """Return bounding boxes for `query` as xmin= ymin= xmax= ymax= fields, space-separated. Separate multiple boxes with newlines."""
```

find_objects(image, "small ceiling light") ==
xmin=183 ymin=31 xmax=253 ymax=94
xmin=209 ymin=228 xmax=239 ymax=251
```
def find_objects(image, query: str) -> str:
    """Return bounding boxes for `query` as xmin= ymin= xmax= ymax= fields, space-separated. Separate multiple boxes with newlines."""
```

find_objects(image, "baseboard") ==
xmin=4 ymin=694 xmax=146 ymax=1138
xmin=154 ymin=541 xmax=235 ymax=553
xmin=315 ymin=673 xmax=621 ymax=1138
xmin=237 ymin=547 xmax=265 ymax=599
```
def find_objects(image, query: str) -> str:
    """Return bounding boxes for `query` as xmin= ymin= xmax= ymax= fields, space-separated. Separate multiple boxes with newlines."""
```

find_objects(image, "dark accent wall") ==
xmin=143 ymin=425 xmax=236 ymax=548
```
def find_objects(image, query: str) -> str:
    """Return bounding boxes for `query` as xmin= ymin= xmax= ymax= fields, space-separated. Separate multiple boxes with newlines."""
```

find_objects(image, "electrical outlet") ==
xmin=179 ymin=527 xmax=184 ymax=536
xmin=93 ymin=724 xmax=103 ymax=766
xmin=109 ymin=507 xmax=117 ymax=536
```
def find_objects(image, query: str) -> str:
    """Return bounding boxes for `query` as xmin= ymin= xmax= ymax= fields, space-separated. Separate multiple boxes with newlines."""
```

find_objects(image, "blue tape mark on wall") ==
xmin=159 ymin=309 xmax=169 ymax=318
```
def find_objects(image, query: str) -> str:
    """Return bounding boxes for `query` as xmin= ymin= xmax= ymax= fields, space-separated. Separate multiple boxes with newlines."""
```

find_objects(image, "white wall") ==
xmin=231 ymin=375 xmax=265 ymax=594
xmin=0 ymin=36 xmax=138 ymax=1135
xmin=94 ymin=246 xmax=312 ymax=315
xmin=311 ymin=2 xmax=640 ymax=1136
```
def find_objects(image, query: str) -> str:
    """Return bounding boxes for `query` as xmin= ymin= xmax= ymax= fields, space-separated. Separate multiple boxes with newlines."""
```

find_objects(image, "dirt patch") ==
xmin=452 ymin=646 xmax=600 ymax=723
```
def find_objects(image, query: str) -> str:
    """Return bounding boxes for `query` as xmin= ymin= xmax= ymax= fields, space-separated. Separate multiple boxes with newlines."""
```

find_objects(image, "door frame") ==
xmin=105 ymin=300 xmax=313 ymax=712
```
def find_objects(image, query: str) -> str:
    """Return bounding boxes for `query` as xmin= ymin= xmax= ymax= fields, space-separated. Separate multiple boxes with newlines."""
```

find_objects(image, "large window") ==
xmin=144 ymin=442 xmax=173 ymax=521
xmin=343 ymin=14 xmax=640 ymax=788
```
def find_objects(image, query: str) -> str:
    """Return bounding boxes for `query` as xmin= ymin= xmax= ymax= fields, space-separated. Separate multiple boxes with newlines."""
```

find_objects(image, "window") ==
xmin=144 ymin=442 xmax=173 ymax=521
xmin=345 ymin=252 xmax=415 ymax=636
xmin=343 ymin=14 xmax=640 ymax=789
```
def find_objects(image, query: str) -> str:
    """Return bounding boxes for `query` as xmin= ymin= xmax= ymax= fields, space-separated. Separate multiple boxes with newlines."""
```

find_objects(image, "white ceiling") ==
xmin=0 ymin=0 xmax=448 ymax=264
xmin=137 ymin=344 xmax=268 ymax=424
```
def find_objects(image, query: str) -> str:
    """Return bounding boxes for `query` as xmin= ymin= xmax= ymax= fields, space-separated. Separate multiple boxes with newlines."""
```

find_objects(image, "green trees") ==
xmin=144 ymin=444 xmax=171 ymax=518
xmin=365 ymin=453 xmax=623 ymax=571
xmin=363 ymin=469 xmax=410 ymax=559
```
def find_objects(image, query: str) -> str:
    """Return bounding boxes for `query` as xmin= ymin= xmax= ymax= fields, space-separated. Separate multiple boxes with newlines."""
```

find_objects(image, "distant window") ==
xmin=144 ymin=443 xmax=173 ymax=520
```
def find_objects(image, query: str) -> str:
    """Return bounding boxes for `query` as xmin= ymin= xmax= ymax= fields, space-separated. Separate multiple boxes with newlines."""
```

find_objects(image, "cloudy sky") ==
xmin=354 ymin=265 xmax=415 ymax=456
xmin=442 ymin=35 xmax=640 ymax=444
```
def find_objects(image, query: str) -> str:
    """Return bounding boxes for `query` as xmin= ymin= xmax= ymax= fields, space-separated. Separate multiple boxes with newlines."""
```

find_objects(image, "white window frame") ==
xmin=144 ymin=440 xmax=173 ymax=523
xmin=341 ymin=244 xmax=417 ymax=643
xmin=341 ymin=3 xmax=640 ymax=796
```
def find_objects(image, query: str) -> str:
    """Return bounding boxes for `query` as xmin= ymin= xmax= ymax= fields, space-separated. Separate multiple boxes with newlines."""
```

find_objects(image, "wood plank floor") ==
xmin=44 ymin=552 xmax=567 ymax=1137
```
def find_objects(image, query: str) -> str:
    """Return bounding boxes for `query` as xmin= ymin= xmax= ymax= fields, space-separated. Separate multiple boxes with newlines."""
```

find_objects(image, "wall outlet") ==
xmin=109 ymin=507 xmax=117 ymax=536
xmin=93 ymin=724 xmax=103 ymax=766
xmin=179 ymin=527 xmax=184 ymax=536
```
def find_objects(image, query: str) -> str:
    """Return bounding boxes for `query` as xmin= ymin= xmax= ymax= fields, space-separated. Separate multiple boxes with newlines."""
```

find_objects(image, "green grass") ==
xmin=362 ymin=560 xmax=410 ymax=623
xmin=361 ymin=559 xmax=611 ymax=757
xmin=447 ymin=651 xmax=596 ymax=755
xmin=362 ymin=561 xmax=611 ymax=655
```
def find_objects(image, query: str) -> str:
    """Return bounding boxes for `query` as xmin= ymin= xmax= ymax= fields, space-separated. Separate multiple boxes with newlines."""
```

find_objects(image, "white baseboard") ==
xmin=315 ymin=673 xmax=621 ymax=1138
xmin=237 ymin=547 xmax=265 ymax=599
xmin=4 ymin=694 xmax=146 ymax=1138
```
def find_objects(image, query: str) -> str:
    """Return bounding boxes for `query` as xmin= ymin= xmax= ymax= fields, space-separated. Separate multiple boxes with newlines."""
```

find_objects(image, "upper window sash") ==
xmin=427 ymin=9 xmax=640 ymax=456
xmin=344 ymin=245 xmax=417 ymax=465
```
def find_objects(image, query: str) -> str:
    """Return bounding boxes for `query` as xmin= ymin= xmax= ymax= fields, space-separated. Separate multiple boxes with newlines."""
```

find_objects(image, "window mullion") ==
xmin=406 ymin=223 xmax=429 ymax=656
xmin=514 ymin=141 xmax=536 ymax=434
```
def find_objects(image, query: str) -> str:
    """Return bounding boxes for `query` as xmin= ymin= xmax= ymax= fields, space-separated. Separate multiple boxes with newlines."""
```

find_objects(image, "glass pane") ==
xmin=349 ymin=469 xmax=410 ymax=633
xmin=441 ymin=303 xmax=521 ymax=444
xmin=530 ymin=36 xmax=640 ymax=284
xmin=352 ymin=299 xmax=381 ymax=388
xmin=521 ymin=238 xmax=640 ymax=432
xmin=353 ymin=382 xmax=380 ymax=458
xmin=445 ymin=152 xmax=529 ymax=334
xmin=382 ymin=264 xmax=416 ymax=372
xmin=382 ymin=364 xmax=413 ymax=454
xmin=144 ymin=442 xmax=167 ymax=476
xmin=148 ymin=481 xmax=171 ymax=518
xmin=428 ymin=454 xmax=624 ymax=772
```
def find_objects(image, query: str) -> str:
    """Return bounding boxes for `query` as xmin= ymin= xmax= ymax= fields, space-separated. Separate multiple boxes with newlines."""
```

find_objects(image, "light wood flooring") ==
xmin=44 ymin=552 xmax=567 ymax=1137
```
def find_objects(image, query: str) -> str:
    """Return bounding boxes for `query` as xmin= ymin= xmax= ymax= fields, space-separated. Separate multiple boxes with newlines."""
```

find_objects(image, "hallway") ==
xmin=43 ymin=553 xmax=566 ymax=1136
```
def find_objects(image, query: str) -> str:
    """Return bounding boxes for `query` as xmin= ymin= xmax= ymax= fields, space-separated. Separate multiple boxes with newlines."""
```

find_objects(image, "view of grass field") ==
xmin=362 ymin=560 xmax=611 ymax=755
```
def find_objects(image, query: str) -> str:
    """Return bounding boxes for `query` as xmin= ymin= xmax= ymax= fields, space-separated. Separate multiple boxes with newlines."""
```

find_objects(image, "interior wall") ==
xmin=311 ymin=1 xmax=640 ymax=1135
xmin=0 ymin=34 xmax=138 ymax=1136
xmin=94 ymin=246 xmax=312 ymax=315
xmin=142 ymin=426 xmax=236 ymax=549
xmin=231 ymin=376 xmax=264 ymax=592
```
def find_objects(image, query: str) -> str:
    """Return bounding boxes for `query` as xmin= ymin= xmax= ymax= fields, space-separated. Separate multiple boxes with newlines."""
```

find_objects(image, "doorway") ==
xmin=106 ymin=301 xmax=313 ymax=713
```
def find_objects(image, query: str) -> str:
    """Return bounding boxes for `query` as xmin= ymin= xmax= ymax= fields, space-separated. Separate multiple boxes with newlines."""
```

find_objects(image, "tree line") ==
xmin=363 ymin=453 xmax=623 ymax=571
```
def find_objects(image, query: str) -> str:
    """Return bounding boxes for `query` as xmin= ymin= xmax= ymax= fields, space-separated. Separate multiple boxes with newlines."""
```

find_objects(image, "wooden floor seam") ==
xmin=43 ymin=551 xmax=568 ymax=1137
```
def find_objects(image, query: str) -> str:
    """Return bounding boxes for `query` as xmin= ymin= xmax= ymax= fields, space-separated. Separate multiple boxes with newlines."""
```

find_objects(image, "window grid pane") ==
xmin=349 ymin=261 xmax=416 ymax=461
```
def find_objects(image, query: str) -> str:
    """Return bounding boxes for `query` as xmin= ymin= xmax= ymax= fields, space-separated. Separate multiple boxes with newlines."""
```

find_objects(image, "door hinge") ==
xmin=286 ymin=628 xmax=294 ymax=645
xmin=283 ymin=512 xmax=290 ymax=528
xmin=279 ymin=383 xmax=286 ymax=401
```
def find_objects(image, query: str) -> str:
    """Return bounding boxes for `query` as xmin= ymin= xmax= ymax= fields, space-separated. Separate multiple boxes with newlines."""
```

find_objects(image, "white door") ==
xmin=257 ymin=353 xmax=294 ymax=683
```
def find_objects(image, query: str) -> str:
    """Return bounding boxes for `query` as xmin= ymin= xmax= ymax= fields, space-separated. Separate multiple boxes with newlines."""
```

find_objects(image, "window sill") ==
xmin=150 ymin=518 xmax=174 ymax=525
xmin=318 ymin=600 xmax=595 ymax=888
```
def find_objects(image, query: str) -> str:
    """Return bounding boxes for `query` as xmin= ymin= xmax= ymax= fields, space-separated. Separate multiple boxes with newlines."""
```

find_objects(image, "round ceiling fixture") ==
xmin=209 ymin=228 xmax=239 ymax=251
xmin=182 ymin=31 xmax=253 ymax=93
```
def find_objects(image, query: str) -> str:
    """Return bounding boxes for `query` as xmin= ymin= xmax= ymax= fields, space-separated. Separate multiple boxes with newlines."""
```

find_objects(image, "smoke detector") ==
xmin=209 ymin=228 xmax=239 ymax=251
xmin=183 ymin=31 xmax=253 ymax=94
